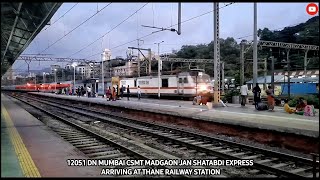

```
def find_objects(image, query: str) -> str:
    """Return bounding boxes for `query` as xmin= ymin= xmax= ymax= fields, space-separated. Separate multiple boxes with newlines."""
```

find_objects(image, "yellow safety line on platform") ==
xmin=1 ymin=104 xmax=41 ymax=177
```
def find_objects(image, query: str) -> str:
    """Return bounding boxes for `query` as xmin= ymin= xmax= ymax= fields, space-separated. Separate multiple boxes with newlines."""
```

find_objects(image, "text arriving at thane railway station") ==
xmin=67 ymin=159 xmax=254 ymax=176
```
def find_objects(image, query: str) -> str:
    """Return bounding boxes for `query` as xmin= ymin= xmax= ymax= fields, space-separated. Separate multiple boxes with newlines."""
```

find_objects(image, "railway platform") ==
xmin=1 ymin=93 xmax=100 ymax=177
xmin=29 ymin=92 xmax=319 ymax=138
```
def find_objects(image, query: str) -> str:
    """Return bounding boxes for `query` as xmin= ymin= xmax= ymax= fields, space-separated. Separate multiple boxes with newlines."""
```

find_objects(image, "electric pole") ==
xmin=240 ymin=41 xmax=245 ymax=86
xmin=155 ymin=41 xmax=164 ymax=99
xmin=253 ymin=2 xmax=258 ymax=86
xmin=213 ymin=2 xmax=220 ymax=105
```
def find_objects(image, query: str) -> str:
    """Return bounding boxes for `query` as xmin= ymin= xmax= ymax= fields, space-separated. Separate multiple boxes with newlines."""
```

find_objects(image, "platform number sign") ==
xmin=306 ymin=3 xmax=319 ymax=16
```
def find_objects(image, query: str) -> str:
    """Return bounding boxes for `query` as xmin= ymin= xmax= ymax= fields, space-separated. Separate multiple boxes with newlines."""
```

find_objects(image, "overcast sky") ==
xmin=13 ymin=2 xmax=317 ymax=72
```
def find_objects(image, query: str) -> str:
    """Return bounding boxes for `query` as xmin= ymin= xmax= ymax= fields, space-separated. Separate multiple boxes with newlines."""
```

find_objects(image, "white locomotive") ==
xmin=114 ymin=70 xmax=213 ymax=98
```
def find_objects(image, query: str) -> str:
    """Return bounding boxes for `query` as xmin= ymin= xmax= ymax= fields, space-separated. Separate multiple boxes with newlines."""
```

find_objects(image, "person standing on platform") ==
xmin=87 ymin=86 xmax=92 ymax=98
xmin=106 ymin=86 xmax=110 ymax=100
xmin=75 ymin=87 xmax=78 ymax=97
xmin=112 ymin=87 xmax=116 ymax=101
xmin=252 ymin=83 xmax=261 ymax=109
xmin=120 ymin=85 xmax=124 ymax=99
xmin=127 ymin=85 xmax=130 ymax=101
xmin=240 ymin=82 xmax=248 ymax=106
xmin=116 ymin=85 xmax=119 ymax=100
xmin=137 ymin=86 xmax=141 ymax=100
xmin=77 ymin=87 xmax=81 ymax=97
xmin=266 ymin=86 xmax=275 ymax=111
xmin=80 ymin=86 xmax=84 ymax=96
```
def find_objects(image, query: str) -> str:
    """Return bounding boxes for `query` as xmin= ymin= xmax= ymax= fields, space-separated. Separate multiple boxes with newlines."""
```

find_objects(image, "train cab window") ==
xmin=179 ymin=78 xmax=183 ymax=83
xmin=183 ymin=77 xmax=188 ymax=83
xmin=162 ymin=79 xmax=168 ymax=87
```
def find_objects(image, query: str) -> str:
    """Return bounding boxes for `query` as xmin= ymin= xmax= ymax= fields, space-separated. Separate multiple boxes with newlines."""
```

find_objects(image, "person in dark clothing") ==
xmin=127 ymin=85 xmax=130 ymax=101
xmin=75 ymin=88 xmax=78 ymax=96
xmin=296 ymin=97 xmax=306 ymax=112
xmin=77 ymin=87 xmax=81 ymax=97
xmin=116 ymin=85 xmax=119 ymax=100
xmin=252 ymin=83 xmax=261 ymax=109
xmin=120 ymin=85 xmax=124 ymax=99
xmin=81 ymin=86 xmax=84 ymax=96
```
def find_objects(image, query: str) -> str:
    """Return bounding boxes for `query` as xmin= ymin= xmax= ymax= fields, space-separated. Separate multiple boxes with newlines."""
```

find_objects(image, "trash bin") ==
xmin=232 ymin=96 xmax=240 ymax=104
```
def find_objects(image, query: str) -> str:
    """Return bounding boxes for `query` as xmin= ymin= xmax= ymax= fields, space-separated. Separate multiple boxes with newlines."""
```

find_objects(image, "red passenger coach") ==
xmin=14 ymin=83 xmax=71 ymax=91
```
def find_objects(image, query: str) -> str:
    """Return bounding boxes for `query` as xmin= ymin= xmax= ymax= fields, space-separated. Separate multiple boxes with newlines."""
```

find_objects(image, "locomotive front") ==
xmin=192 ymin=72 xmax=213 ymax=95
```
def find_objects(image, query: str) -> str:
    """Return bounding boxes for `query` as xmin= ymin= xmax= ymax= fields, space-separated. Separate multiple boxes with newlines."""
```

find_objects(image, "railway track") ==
xmin=7 ymin=93 xmax=320 ymax=178
xmin=6 ymin=93 xmax=192 ymax=178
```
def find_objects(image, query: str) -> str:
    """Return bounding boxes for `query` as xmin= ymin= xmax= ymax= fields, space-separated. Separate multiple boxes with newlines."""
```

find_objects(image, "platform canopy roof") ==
xmin=1 ymin=2 xmax=62 ymax=76
xmin=246 ymin=75 xmax=318 ymax=84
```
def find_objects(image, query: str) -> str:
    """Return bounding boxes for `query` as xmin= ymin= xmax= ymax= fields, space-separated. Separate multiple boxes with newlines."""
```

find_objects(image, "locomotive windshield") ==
xmin=192 ymin=73 xmax=211 ymax=83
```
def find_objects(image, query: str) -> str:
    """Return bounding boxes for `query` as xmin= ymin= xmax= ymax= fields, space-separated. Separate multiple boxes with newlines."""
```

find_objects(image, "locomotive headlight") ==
xmin=199 ymin=85 xmax=207 ymax=91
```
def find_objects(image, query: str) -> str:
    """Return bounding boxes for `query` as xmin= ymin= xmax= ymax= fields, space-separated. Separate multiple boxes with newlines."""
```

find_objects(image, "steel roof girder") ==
xmin=12 ymin=3 xmax=62 ymax=62
xmin=244 ymin=40 xmax=319 ymax=52
xmin=11 ymin=34 xmax=29 ymax=40
xmin=16 ymin=56 xmax=93 ymax=63
xmin=160 ymin=57 xmax=214 ymax=63
xmin=2 ymin=2 xmax=23 ymax=61
xmin=18 ymin=17 xmax=34 ymax=32
xmin=259 ymin=41 xmax=319 ymax=50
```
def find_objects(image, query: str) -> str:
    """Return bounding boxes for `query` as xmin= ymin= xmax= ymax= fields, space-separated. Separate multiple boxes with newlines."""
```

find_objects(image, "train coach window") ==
xmin=134 ymin=80 xmax=137 ymax=87
xmin=162 ymin=79 xmax=168 ymax=87
xmin=184 ymin=77 xmax=188 ymax=83
xmin=179 ymin=78 xmax=183 ymax=83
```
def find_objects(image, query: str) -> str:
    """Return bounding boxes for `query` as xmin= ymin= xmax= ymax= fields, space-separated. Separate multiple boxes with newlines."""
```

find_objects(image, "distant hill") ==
xmin=258 ymin=16 xmax=319 ymax=45
xmin=257 ymin=16 xmax=319 ymax=71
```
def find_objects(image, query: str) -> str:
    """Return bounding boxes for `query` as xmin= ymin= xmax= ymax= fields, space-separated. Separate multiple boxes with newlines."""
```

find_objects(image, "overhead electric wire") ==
xmin=84 ymin=2 xmax=235 ymax=59
xmin=25 ymin=3 xmax=79 ymax=64
xmin=35 ymin=3 xmax=112 ymax=56
xmin=68 ymin=3 xmax=149 ymax=59
xmin=18 ymin=2 xmax=230 ymax=64
xmin=42 ymin=3 xmax=79 ymax=32
xmin=17 ymin=3 xmax=112 ymax=75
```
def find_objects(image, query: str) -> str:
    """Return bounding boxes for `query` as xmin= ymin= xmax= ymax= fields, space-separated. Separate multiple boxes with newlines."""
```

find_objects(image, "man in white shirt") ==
xmin=87 ymin=86 xmax=91 ymax=98
xmin=240 ymin=82 xmax=248 ymax=106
